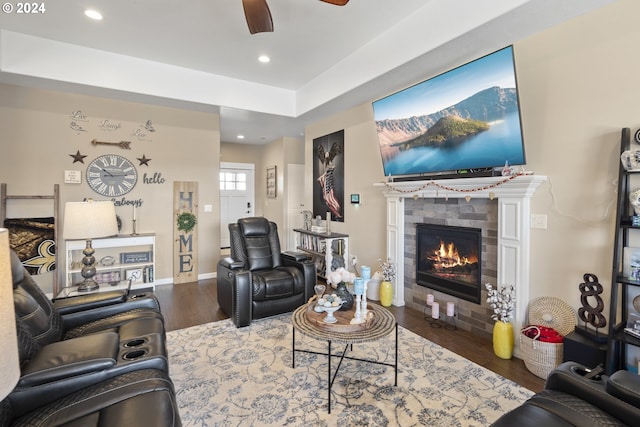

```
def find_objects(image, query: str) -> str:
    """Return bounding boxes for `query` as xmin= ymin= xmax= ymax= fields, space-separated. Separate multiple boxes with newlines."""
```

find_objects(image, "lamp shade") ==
xmin=63 ymin=201 xmax=118 ymax=239
xmin=0 ymin=228 xmax=20 ymax=399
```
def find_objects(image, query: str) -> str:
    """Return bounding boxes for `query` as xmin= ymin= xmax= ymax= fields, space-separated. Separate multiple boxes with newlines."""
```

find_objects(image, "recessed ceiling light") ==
xmin=84 ymin=9 xmax=103 ymax=20
xmin=258 ymin=55 xmax=270 ymax=63
xmin=237 ymin=134 xmax=245 ymax=140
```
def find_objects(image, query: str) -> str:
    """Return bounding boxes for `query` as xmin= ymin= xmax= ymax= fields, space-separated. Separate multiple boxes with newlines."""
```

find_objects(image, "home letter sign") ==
xmin=173 ymin=181 xmax=198 ymax=284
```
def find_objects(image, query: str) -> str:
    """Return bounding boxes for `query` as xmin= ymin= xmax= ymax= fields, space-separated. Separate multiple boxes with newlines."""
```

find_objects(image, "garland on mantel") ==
xmin=383 ymin=172 xmax=527 ymax=201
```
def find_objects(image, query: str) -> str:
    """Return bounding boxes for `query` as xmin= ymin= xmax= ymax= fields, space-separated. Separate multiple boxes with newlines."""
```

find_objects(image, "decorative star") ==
xmin=69 ymin=150 xmax=87 ymax=164
xmin=137 ymin=154 xmax=152 ymax=166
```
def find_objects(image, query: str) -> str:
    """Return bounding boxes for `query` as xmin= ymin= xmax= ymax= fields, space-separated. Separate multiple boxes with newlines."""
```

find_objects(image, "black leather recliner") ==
xmin=7 ymin=251 xmax=172 ymax=419
xmin=1 ymin=317 xmax=178 ymax=424
xmin=491 ymin=361 xmax=640 ymax=426
xmin=11 ymin=250 xmax=165 ymax=346
xmin=217 ymin=217 xmax=316 ymax=327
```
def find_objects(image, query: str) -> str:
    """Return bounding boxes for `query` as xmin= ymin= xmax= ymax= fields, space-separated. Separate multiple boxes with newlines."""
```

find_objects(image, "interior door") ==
xmin=220 ymin=163 xmax=255 ymax=248
xmin=286 ymin=164 xmax=306 ymax=251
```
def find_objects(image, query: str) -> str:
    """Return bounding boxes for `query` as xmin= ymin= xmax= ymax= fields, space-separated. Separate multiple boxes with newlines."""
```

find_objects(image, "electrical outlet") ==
xmin=531 ymin=214 xmax=547 ymax=229
xmin=351 ymin=255 xmax=358 ymax=266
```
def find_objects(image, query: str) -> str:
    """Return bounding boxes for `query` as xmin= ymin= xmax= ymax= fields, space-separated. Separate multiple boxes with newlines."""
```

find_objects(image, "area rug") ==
xmin=167 ymin=315 xmax=533 ymax=426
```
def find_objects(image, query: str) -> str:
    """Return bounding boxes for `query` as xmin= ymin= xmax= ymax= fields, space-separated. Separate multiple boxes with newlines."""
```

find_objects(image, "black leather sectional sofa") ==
xmin=2 ymin=251 xmax=181 ymax=426
xmin=491 ymin=361 xmax=640 ymax=426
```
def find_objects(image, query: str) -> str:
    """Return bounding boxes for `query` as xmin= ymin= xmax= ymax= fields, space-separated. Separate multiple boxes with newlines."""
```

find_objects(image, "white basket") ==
xmin=520 ymin=326 xmax=564 ymax=379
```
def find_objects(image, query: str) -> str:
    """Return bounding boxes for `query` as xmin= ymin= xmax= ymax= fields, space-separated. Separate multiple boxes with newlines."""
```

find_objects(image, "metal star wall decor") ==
xmin=137 ymin=154 xmax=151 ymax=166
xmin=69 ymin=150 xmax=87 ymax=164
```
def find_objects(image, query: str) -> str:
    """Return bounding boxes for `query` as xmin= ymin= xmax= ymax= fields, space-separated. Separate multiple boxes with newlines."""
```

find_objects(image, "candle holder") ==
xmin=131 ymin=219 xmax=138 ymax=236
xmin=424 ymin=301 xmax=457 ymax=330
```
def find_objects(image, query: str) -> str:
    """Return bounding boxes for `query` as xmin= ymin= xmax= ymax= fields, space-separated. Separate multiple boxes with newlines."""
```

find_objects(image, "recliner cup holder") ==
xmin=571 ymin=366 xmax=603 ymax=381
xmin=123 ymin=349 xmax=148 ymax=360
xmin=124 ymin=338 xmax=147 ymax=348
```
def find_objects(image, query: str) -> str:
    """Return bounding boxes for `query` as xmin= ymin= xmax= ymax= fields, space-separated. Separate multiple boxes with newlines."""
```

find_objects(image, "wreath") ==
xmin=176 ymin=212 xmax=197 ymax=233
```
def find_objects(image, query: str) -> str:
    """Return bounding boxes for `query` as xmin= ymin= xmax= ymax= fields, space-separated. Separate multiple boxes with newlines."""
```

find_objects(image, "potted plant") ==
xmin=485 ymin=283 xmax=516 ymax=359
xmin=377 ymin=258 xmax=396 ymax=307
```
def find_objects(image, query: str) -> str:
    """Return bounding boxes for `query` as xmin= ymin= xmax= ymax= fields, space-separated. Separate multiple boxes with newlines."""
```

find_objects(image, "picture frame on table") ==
xmin=125 ymin=268 xmax=144 ymax=284
xmin=266 ymin=165 xmax=277 ymax=198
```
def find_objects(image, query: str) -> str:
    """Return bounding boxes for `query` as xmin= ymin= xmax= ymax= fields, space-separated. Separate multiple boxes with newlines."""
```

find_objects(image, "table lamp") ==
xmin=0 ymin=228 xmax=20 ymax=401
xmin=63 ymin=200 xmax=118 ymax=292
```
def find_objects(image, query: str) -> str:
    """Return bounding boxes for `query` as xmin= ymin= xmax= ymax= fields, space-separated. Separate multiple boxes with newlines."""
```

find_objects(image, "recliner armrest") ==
xmin=19 ymin=332 xmax=119 ymax=387
xmin=607 ymin=369 xmax=640 ymax=408
xmin=59 ymin=292 xmax=162 ymax=331
xmin=53 ymin=290 xmax=128 ymax=314
xmin=282 ymin=251 xmax=310 ymax=263
xmin=219 ymin=257 xmax=245 ymax=270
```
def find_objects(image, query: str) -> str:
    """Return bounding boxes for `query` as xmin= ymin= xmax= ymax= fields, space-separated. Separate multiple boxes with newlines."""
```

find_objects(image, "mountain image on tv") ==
xmin=372 ymin=46 xmax=526 ymax=176
xmin=377 ymin=86 xmax=517 ymax=147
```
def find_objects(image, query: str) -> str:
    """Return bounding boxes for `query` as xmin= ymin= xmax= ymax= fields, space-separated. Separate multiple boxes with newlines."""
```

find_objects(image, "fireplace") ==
xmin=416 ymin=223 xmax=482 ymax=304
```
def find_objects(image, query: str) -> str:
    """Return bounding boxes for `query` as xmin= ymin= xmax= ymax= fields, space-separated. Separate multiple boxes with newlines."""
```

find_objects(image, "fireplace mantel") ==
xmin=374 ymin=174 xmax=547 ymax=350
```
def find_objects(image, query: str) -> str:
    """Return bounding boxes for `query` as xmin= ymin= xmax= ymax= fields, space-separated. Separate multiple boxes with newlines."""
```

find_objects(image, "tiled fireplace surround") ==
xmin=375 ymin=175 xmax=546 ymax=355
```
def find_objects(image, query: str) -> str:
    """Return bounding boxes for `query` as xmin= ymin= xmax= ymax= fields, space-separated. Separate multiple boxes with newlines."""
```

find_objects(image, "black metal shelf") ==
xmin=607 ymin=127 xmax=640 ymax=374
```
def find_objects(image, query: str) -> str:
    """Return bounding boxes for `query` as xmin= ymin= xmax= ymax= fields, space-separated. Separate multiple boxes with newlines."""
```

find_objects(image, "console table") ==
xmin=291 ymin=302 xmax=398 ymax=413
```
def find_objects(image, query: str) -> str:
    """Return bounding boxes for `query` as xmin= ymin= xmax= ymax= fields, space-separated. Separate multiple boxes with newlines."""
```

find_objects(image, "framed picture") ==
xmin=313 ymin=130 xmax=344 ymax=222
xmin=125 ymin=268 xmax=144 ymax=284
xmin=120 ymin=251 xmax=153 ymax=264
xmin=266 ymin=165 xmax=277 ymax=198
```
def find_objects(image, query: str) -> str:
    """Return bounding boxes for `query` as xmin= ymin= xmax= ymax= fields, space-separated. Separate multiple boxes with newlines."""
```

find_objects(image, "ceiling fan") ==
xmin=242 ymin=0 xmax=350 ymax=34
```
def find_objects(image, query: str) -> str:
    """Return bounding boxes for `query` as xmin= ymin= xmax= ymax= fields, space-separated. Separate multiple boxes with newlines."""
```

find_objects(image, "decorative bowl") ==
xmin=322 ymin=304 xmax=343 ymax=323
xmin=316 ymin=293 xmax=344 ymax=323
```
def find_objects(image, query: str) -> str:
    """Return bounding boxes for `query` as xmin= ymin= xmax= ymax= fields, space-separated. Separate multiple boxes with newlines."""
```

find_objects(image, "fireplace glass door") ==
xmin=416 ymin=223 xmax=482 ymax=303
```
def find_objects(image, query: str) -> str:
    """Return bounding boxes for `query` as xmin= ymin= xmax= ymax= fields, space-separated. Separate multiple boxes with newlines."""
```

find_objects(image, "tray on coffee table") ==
xmin=305 ymin=298 xmax=374 ymax=332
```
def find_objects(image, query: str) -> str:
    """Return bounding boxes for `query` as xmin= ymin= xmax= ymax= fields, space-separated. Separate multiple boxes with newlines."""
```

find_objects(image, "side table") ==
xmin=291 ymin=302 xmax=398 ymax=413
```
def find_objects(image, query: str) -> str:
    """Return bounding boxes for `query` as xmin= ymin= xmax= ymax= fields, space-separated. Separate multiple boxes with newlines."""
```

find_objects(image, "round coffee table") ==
xmin=291 ymin=301 xmax=398 ymax=413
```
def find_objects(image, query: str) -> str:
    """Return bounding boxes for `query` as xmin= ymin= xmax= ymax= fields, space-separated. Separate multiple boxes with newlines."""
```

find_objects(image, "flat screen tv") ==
xmin=372 ymin=46 xmax=526 ymax=178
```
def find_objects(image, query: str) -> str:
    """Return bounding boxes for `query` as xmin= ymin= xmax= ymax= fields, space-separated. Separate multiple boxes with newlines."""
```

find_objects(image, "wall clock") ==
xmin=86 ymin=154 xmax=138 ymax=197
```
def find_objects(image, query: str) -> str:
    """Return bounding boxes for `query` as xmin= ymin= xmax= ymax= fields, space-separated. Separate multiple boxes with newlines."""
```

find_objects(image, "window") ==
xmin=220 ymin=172 xmax=247 ymax=191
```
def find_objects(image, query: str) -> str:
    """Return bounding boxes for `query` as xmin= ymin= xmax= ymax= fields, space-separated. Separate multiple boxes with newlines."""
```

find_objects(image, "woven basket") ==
xmin=522 ymin=297 xmax=577 ymax=379
xmin=520 ymin=326 xmax=564 ymax=379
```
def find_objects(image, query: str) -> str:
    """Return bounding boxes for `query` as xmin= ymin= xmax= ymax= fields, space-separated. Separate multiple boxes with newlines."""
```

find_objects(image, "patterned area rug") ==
xmin=167 ymin=314 xmax=532 ymax=426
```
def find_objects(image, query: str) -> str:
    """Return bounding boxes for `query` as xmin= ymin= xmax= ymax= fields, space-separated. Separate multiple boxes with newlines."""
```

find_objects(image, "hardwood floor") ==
xmin=155 ymin=278 xmax=545 ymax=393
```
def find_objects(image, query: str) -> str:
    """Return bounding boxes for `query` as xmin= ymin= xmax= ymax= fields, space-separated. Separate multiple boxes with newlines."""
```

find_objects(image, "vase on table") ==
xmin=334 ymin=282 xmax=354 ymax=311
xmin=492 ymin=321 xmax=514 ymax=359
xmin=380 ymin=280 xmax=393 ymax=307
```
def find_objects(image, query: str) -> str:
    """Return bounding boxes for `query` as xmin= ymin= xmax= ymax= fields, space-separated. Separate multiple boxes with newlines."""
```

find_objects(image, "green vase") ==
xmin=493 ymin=321 xmax=514 ymax=359
xmin=380 ymin=280 xmax=393 ymax=307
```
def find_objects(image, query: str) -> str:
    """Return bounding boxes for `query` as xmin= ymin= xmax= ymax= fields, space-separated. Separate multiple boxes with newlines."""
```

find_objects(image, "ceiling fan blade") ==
xmin=242 ymin=0 xmax=274 ymax=34
xmin=320 ymin=0 xmax=350 ymax=5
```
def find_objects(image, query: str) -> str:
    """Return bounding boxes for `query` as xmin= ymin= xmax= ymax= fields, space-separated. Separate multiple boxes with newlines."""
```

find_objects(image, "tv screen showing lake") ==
xmin=383 ymin=111 xmax=525 ymax=175
xmin=373 ymin=46 xmax=526 ymax=176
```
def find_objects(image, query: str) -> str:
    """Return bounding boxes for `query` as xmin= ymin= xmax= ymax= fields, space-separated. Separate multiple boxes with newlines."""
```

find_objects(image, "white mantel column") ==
xmin=375 ymin=174 xmax=546 ymax=342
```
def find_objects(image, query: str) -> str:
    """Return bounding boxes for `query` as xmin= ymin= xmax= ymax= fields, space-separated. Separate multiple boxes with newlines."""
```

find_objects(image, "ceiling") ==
xmin=0 ymin=0 xmax=615 ymax=144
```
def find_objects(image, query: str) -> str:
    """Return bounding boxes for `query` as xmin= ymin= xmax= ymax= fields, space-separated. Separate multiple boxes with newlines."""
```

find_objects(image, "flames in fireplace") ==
xmin=429 ymin=240 xmax=478 ymax=271
xmin=416 ymin=223 xmax=482 ymax=303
